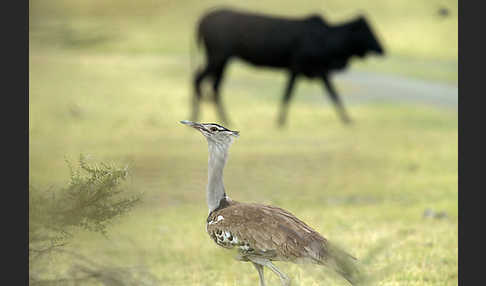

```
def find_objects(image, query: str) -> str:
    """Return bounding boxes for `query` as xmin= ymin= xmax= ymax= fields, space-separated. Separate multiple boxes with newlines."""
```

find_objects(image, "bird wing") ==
xmin=206 ymin=202 xmax=329 ymax=262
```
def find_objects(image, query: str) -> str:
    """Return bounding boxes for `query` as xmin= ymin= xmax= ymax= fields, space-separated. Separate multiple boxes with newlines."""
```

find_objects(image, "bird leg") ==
xmin=252 ymin=262 xmax=266 ymax=286
xmin=249 ymin=257 xmax=291 ymax=286
xmin=265 ymin=261 xmax=291 ymax=286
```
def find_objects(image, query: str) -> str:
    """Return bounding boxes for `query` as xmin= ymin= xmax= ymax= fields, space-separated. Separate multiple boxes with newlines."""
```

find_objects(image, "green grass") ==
xmin=30 ymin=48 xmax=457 ymax=285
xmin=29 ymin=0 xmax=457 ymax=83
xmin=30 ymin=1 xmax=457 ymax=285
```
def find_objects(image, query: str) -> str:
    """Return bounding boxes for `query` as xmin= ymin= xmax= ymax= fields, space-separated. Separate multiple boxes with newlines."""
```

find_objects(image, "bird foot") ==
xmin=280 ymin=277 xmax=291 ymax=286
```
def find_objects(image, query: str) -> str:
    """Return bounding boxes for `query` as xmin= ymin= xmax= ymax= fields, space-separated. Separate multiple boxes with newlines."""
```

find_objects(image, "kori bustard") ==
xmin=180 ymin=120 xmax=361 ymax=286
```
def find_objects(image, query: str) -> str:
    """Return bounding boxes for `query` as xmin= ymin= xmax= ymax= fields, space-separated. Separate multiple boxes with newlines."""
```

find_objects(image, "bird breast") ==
xmin=207 ymin=214 xmax=253 ymax=251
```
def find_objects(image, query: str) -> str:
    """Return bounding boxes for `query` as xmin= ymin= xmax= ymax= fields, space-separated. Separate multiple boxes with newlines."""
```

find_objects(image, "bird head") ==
xmin=180 ymin=120 xmax=239 ymax=146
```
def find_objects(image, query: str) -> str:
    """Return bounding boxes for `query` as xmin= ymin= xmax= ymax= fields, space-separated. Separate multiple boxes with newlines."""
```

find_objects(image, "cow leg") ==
xmin=212 ymin=62 xmax=230 ymax=125
xmin=322 ymin=75 xmax=352 ymax=124
xmin=192 ymin=65 xmax=212 ymax=122
xmin=277 ymin=72 xmax=297 ymax=127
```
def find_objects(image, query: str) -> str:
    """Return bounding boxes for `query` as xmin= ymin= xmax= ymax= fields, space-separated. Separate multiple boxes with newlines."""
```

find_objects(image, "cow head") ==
xmin=350 ymin=16 xmax=385 ymax=57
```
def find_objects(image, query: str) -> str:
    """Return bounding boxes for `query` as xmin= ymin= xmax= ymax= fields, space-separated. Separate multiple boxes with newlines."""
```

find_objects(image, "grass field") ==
xmin=30 ymin=0 xmax=457 ymax=285
xmin=29 ymin=0 xmax=458 ymax=83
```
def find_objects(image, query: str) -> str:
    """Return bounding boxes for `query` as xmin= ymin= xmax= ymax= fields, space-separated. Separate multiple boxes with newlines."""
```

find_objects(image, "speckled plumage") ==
xmin=206 ymin=199 xmax=330 ymax=264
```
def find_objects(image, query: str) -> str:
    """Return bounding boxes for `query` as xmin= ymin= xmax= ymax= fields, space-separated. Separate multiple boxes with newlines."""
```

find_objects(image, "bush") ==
xmin=29 ymin=155 xmax=143 ymax=285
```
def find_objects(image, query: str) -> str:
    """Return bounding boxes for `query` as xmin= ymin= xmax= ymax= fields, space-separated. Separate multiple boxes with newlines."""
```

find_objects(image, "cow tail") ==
xmin=190 ymin=24 xmax=204 ymax=77
xmin=189 ymin=31 xmax=196 ymax=77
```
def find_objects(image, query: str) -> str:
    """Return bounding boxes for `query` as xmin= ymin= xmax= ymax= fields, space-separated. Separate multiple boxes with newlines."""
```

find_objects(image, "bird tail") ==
xmin=320 ymin=242 xmax=364 ymax=285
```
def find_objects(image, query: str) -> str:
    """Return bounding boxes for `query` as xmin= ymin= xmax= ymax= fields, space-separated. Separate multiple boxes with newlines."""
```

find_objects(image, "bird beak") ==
xmin=180 ymin=120 xmax=204 ymax=130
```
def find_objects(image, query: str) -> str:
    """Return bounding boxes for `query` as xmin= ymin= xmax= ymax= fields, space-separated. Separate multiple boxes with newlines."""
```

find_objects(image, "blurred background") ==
xmin=29 ymin=0 xmax=457 ymax=285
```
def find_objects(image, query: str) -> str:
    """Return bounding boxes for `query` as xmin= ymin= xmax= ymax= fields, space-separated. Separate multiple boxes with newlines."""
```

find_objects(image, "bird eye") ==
xmin=210 ymin=127 xmax=218 ymax=132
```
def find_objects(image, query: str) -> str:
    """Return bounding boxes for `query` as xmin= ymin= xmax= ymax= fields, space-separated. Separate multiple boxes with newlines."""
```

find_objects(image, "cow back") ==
xmin=198 ymin=9 xmax=329 ymax=68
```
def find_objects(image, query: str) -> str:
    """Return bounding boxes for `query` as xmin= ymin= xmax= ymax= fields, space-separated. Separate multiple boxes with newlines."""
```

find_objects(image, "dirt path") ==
xmin=223 ymin=63 xmax=458 ymax=110
xmin=334 ymin=70 xmax=458 ymax=110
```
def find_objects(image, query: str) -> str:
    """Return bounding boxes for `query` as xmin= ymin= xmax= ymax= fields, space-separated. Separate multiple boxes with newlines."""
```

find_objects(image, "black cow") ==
xmin=192 ymin=8 xmax=385 ymax=126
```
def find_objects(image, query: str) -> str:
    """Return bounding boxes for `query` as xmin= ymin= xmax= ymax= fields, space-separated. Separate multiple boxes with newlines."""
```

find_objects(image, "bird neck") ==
xmin=207 ymin=142 xmax=230 ymax=213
